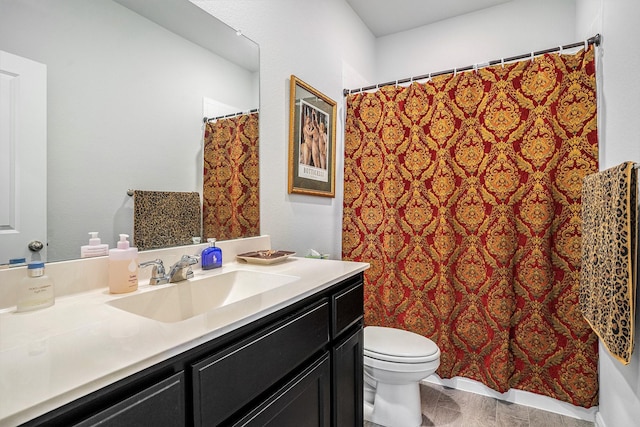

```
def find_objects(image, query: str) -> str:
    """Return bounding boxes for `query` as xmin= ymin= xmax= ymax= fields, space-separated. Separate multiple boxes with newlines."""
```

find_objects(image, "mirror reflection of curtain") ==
xmin=203 ymin=113 xmax=259 ymax=241
xmin=343 ymin=47 xmax=598 ymax=407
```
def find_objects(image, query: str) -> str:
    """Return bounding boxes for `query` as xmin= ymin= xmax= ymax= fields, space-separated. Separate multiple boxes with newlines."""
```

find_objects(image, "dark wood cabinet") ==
xmin=22 ymin=272 xmax=364 ymax=427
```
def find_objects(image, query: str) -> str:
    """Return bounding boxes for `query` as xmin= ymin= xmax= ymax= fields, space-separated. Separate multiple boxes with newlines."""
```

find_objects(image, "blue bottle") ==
xmin=202 ymin=238 xmax=222 ymax=270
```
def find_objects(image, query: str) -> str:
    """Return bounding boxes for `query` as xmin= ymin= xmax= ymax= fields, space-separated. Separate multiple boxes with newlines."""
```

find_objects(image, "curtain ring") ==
xmin=453 ymin=68 xmax=457 ymax=77
xmin=584 ymin=39 xmax=588 ymax=52
xmin=530 ymin=52 xmax=534 ymax=62
xmin=501 ymin=58 xmax=504 ymax=68
xmin=395 ymin=79 xmax=398 ymax=88
xmin=428 ymin=72 xmax=431 ymax=82
xmin=558 ymin=45 xmax=563 ymax=56
xmin=473 ymin=64 xmax=478 ymax=74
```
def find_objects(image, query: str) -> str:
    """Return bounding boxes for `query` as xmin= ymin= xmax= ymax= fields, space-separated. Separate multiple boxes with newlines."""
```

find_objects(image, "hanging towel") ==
xmin=133 ymin=190 xmax=201 ymax=251
xmin=580 ymin=162 xmax=637 ymax=365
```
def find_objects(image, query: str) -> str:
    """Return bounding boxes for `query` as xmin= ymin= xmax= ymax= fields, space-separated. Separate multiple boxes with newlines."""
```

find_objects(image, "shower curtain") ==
xmin=343 ymin=46 xmax=598 ymax=407
xmin=203 ymin=112 xmax=260 ymax=241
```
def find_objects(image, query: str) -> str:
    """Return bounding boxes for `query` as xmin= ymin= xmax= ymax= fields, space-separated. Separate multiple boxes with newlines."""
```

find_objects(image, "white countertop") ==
xmin=0 ymin=257 xmax=368 ymax=426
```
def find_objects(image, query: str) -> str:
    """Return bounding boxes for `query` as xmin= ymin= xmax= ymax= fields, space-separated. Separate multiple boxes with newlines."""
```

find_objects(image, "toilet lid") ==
xmin=364 ymin=326 xmax=439 ymax=363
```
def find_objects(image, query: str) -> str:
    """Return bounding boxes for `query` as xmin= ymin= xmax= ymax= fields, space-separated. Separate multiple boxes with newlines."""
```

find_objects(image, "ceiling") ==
xmin=346 ymin=0 xmax=512 ymax=37
xmin=118 ymin=0 xmax=259 ymax=72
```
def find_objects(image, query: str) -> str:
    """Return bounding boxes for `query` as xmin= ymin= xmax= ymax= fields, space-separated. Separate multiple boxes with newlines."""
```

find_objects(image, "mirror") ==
xmin=0 ymin=0 xmax=259 ymax=263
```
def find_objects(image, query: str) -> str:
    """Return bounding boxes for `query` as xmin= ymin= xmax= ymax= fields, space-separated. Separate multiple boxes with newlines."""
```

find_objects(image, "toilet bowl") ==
xmin=363 ymin=326 xmax=441 ymax=427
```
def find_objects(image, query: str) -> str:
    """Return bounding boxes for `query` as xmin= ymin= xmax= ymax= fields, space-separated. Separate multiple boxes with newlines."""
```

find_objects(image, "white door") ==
xmin=0 ymin=50 xmax=47 ymax=265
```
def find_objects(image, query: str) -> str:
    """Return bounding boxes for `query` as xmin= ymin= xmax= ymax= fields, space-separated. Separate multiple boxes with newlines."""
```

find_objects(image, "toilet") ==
xmin=363 ymin=326 xmax=441 ymax=427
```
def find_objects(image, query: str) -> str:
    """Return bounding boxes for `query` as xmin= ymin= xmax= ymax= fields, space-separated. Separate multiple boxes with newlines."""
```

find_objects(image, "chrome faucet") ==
xmin=167 ymin=255 xmax=199 ymax=283
xmin=140 ymin=255 xmax=199 ymax=285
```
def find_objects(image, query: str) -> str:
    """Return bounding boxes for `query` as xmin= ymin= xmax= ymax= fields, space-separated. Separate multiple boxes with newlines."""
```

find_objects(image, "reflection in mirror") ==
xmin=203 ymin=112 xmax=260 ymax=241
xmin=0 ymin=0 xmax=259 ymax=264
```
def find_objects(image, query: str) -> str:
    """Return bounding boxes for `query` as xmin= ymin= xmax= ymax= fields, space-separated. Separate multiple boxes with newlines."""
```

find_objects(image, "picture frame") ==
xmin=288 ymin=75 xmax=337 ymax=197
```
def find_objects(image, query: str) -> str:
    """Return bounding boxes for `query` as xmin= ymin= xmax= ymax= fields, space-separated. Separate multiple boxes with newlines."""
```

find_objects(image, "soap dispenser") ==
xmin=17 ymin=261 xmax=55 ymax=312
xmin=201 ymin=238 xmax=222 ymax=270
xmin=81 ymin=232 xmax=109 ymax=258
xmin=108 ymin=234 xmax=139 ymax=294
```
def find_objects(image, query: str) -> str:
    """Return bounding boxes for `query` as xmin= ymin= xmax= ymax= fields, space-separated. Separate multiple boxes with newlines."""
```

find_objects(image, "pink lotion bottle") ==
xmin=108 ymin=234 xmax=138 ymax=294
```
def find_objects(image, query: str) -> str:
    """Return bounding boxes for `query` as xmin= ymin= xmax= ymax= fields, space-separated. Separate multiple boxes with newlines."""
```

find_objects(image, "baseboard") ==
xmin=423 ymin=375 xmax=598 ymax=423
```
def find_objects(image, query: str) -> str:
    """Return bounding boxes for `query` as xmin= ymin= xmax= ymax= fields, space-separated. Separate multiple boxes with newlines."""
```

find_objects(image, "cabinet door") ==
xmin=332 ymin=327 xmax=363 ymax=427
xmin=73 ymin=371 xmax=185 ymax=427
xmin=233 ymin=353 xmax=331 ymax=427
xmin=192 ymin=301 xmax=329 ymax=426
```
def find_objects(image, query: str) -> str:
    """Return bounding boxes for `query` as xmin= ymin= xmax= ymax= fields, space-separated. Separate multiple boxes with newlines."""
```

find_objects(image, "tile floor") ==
xmin=364 ymin=382 xmax=595 ymax=427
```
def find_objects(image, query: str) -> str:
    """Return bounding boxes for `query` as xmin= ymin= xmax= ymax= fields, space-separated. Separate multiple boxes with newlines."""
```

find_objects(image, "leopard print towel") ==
xmin=133 ymin=190 xmax=201 ymax=251
xmin=580 ymin=162 xmax=637 ymax=365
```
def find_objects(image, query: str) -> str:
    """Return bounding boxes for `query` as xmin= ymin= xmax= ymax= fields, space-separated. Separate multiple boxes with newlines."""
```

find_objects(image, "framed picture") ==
xmin=288 ymin=75 xmax=336 ymax=197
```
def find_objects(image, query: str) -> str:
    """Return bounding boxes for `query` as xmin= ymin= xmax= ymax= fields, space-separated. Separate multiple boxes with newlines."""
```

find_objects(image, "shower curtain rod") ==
xmin=203 ymin=108 xmax=259 ymax=123
xmin=343 ymin=34 xmax=601 ymax=96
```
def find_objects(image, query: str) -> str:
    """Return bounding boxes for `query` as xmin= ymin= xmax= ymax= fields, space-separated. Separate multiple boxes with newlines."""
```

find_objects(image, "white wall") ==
xmin=192 ymin=0 xmax=376 ymax=259
xmin=0 ymin=0 xmax=256 ymax=262
xmin=576 ymin=1 xmax=640 ymax=426
xmin=374 ymin=0 xmax=576 ymax=83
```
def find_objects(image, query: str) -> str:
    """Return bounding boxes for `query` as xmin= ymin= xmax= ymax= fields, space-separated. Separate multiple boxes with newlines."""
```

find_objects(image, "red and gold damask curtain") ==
xmin=343 ymin=47 xmax=598 ymax=407
xmin=203 ymin=113 xmax=260 ymax=240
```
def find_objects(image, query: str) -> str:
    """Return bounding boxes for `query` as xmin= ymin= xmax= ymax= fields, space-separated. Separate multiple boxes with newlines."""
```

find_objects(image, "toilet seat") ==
xmin=364 ymin=326 xmax=439 ymax=364
xmin=365 ymin=348 xmax=440 ymax=364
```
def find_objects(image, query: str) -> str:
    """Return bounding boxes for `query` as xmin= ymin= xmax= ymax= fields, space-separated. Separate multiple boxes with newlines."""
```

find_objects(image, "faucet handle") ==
xmin=182 ymin=255 xmax=199 ymax=280
xmin=180 ymin=254 xmax=200 ymax=265
xmin=166 ymin=255 xmax=201 ymax=283
xmin=140 ymin=259 xmax=169 ymax=285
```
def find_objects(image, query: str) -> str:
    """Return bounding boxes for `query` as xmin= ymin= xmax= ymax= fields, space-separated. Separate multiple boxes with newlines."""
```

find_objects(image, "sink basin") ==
xmin=107 ymin=270 xmax=299 ymax=323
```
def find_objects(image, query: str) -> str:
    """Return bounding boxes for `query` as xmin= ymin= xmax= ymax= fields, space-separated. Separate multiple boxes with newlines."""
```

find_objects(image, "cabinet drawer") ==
xmin=332 ymin=280 xmax=363 ymax=339
xmin=73 ymin=372 xmax=185 ymax=427
xmin=192 ymin=301 xmax=330 ymax=426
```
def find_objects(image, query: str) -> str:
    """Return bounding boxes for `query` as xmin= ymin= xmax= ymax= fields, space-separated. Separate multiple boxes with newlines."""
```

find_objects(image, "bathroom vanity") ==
xmin=0 ymin=252 xmax=368 ymax=427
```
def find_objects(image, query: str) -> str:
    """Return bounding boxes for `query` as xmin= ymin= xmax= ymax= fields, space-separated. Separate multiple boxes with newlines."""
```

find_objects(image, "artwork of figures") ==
xmin=298 ymin=100 xmax=329 ymax=179
xmin=288 ymin=75 xmax=336 ymax=197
